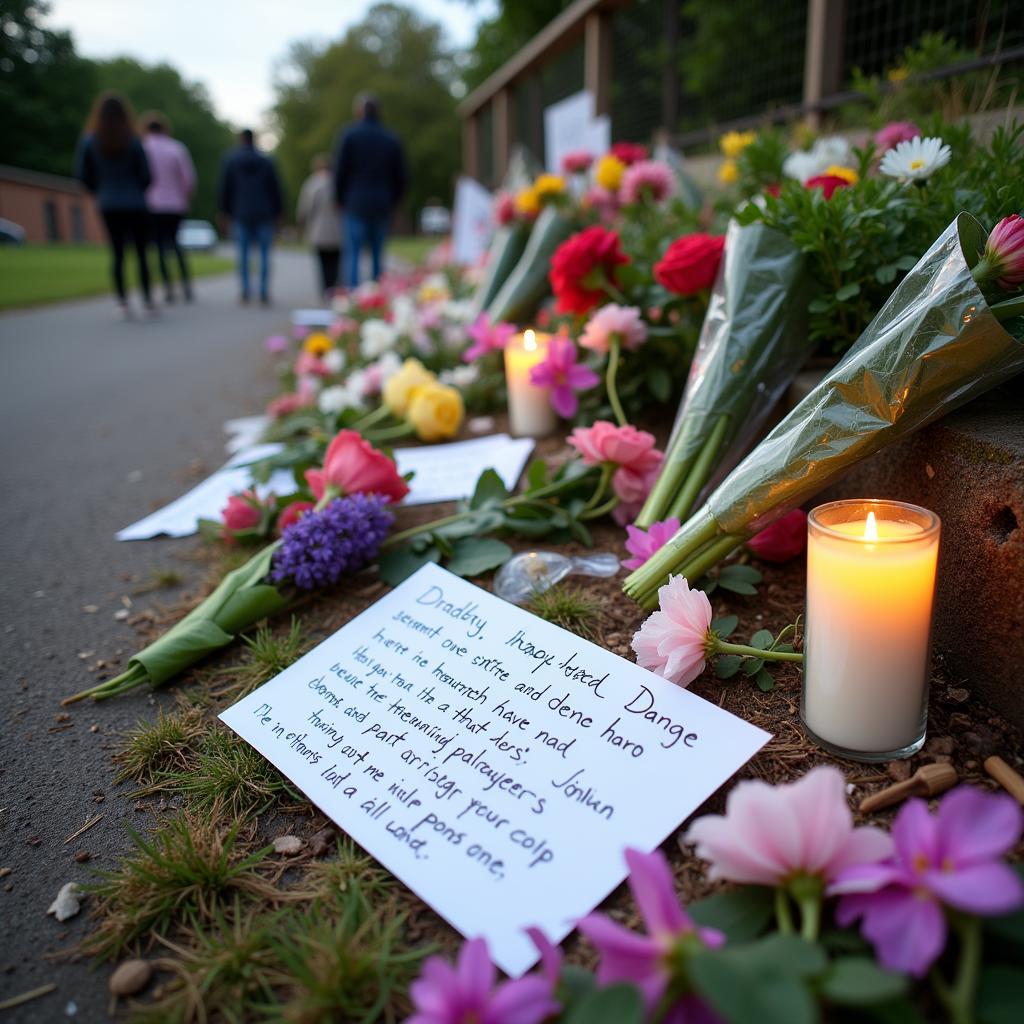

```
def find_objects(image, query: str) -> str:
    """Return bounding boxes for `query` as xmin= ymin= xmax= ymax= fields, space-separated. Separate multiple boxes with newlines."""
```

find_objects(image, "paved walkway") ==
xmin=0 ymin=249 xmax=319 ymax=1020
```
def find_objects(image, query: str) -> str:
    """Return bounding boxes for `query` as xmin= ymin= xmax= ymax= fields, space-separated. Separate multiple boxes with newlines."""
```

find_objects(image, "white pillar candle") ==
xmin=504 ymin=329 xmax=557 ymax=438
xmin=802 ymin=499 xmax=940 ymax=761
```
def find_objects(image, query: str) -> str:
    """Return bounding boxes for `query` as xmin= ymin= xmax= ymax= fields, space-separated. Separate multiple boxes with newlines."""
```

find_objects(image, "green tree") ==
xmin=0 ymin=0 xmax=97 ymax=175
xmin=92 ymin=57 xmax=234 ymax=222
xmin=272 ymin=3 xmax=460 ymax=225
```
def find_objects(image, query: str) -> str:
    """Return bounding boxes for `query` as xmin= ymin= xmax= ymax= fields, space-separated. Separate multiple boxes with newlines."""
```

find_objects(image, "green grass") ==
xmin=387 ymin=235 xmax=437 ymax=267
xmin=528 ymin=584 xmax=604 ymax=640
xmin=0 ymin=243 xmax=233 ymax=310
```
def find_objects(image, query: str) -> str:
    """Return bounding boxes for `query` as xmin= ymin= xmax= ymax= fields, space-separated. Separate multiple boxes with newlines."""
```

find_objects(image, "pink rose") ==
xmin=221 ymin=490 xmax=263 ymax=532
xmin=579 ymin=304 xmax=647 ymax=355
xmin=747 ymin=508 xmax=807 ymax=562
xmin=277 ymin=500 xmax=314 ymax=532
xmin=304 ymin=429 xmax=410 ymax=504
xmin=561 ymin=150 xmax=594 ymax=174
xmin=294 ymin=351 xmax=330 ymax=378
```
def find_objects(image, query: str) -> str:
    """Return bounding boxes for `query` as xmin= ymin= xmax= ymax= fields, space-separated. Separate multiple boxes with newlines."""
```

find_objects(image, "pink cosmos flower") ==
xmin=264 ymin=334 xmax=288 ymax=353
xmin=294 ymin=351 xmax=330 ymax=378
xmin=578 ymin=848 xmax=724 ymax=1019
xmin=746 ymin=508 xmax=807 ymax=562
xmin=631 ymin=575 xmax=713 ymax=686
xmin=221 ymin=490 xmax=263 ymax=532
xmin=830 ymin=786 xmax=1024 ymax=977
xmin=983 ymin=213 xmax=1024 ymax=289
xmin=529 ymin=337 xmax=600 ymax=418
xmin=493 ymin=192 xmax=517 ymax=226
xmin=583 ymin=184 xmax=619 ymax=222
xmin=619 ymin=160 xmax=675 ymax=205
xmin=687 ymin=765 xmax=893 ymax=887
xmin=464 ymin=313 xmax=516 ymax=363
xmin=622 ymin=517 xmax=681 ymax=570
xmin=561 ymin=150 xmax=594 ymax=174
xmin=874 ymin=121 xmax=920 ymax=153
xmin=407 ymin=937 xmax=558 ymax=1024
xmin=579 ymin=303 xmax=648 ymax=355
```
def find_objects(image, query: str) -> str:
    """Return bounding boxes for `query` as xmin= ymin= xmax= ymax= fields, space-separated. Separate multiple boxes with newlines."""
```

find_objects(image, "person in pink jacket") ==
xmin=141 ymin=112 xmax=197 ymax=303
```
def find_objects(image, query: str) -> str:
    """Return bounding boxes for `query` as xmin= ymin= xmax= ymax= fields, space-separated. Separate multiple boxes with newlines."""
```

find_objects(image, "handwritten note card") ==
xmin=221 ymin=564 xmax=769 ymax=976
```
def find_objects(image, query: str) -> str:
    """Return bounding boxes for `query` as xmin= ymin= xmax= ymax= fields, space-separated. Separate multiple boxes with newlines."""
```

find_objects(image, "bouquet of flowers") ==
xmin=625 ymin=212 xmax=1024 ymax=609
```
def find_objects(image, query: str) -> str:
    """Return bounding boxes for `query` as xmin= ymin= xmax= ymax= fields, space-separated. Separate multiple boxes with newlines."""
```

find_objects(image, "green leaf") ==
xmin=835 ymin=282 xmax=861 ymax=302
xmin=445 ymin=538 xmax=513 ymax=578
xmin=646 ymin=366 xmax=673 ymax=403
xmin=377 ymin=545 xmax=440 ymax=586
xmin=689 ymin=886 xmax=775 ymax=943
xmin=718 ymin=564 xmax=762 ymax=584
xmin=434 ymin=509 xmax=505 ymax=539
xmin=895 ymin=253 xmax=921 ymax=271
xmin=875 ymin=264 xmax=898 ymax=284
xmin=525 ymin=458 xmax=549 ymax=491
xmin=564 ymin=983 xmax=644 ymax=1024
xmin=977 ymin=965 xmax=1024 ymax=1024
xmin=755 ymin=668 xmax=775 ymax=691
xmin=807 ymin=297 xmax=832 ymax=314
xmin=719 ymin=579 xmax=757 ymax=596
xmin=742 ymin=657 xmax=765 ymax=676
xmin=470 ymin=469 xmax=508 ymax=509
xmin=820 ymin=957 xmax=907 ymax=1006
xmin=751 ymin=629 xmax=774 ymax=650
xmin=711 ymin=614 xmax=738 ymax=638
xmin=715 ymin=655 xmax=743 ymax=679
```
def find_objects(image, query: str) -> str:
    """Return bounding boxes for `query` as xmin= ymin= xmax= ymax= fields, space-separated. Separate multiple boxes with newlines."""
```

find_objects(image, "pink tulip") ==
xmin=983 ymin=213 xmax=1024 ymax=289
xmin=304 ymin=429 xmax=409 ymax=504
xmin=221 ymin=490 xmax=263 ymax=532
xmin=622 ymin=518 xmax=681 ymax=570
xmin=579 ymin=303 xmax=647 ymax=355
xmin=631 ymin=575 xmax=713 ymax=686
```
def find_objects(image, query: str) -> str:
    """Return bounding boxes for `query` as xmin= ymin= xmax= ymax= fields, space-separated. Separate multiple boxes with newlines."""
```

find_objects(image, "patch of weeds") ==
xmin=269 ymin=883 xmax=428 ymax=1023
xmin=528 ymin=584 xmax=602 ymax=639
xmin=82 ymin=811 xmax=276 ymax=961
xmin=132 ymin=567 xmax=185 ymax=595
xmin=221 ymin=617 xmax=307 ymax=699
xmin=301 ymin=837 xmax=400 ymax=905
xmin=114 ymin=707 xmax=205 ymax=785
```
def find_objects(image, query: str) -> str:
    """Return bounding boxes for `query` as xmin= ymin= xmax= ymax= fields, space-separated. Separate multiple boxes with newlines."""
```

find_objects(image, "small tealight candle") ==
xmin=802 ymin=499 xmax=941 ymax=761
xmin=504 ymin=329 xmax=557 ymax=438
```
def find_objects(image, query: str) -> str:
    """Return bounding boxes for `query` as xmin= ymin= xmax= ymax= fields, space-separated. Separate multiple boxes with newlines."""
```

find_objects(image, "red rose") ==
xmin=304 ymin=429 xmax=410 ymax=504
xmin=611 ymin=142 xmax=648 ymax=166
xmin=549 ymin=226 xmax=629 ymax=315
xmin=221 ymin=490 xmax=263 ymax=532
xmin=765 ymin=182 xmax=781 ymax=198
xmin=277 ymin=500 xmax=314 ymax=532
xmin=805 ymin=174 xmax=850 ymax=200
xmin=654 ymin=233 xmax=725 ymax=295
xmin=747 ymin=508 xmax=807 ymax=562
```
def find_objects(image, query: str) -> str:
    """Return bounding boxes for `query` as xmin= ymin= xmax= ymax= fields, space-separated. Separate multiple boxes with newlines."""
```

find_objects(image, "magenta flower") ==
xmin=982 ymin=214 xmax=1024 ymax=289
xmin=631 ymin=576 xmax=714 ymax=686
xmin=529 ymin=337 xmax=600 ymax=418
xmin=561 ymin=150 xmax=594 ymax=175
xmin=578 ymin=848 xmax=724 ymax=1020
xmin=746 ymin=508 xmax=807 ymax=562
xmin=874 ymin=121 xmax=920 ymax=153
xmin=494 ymin=192 xmax=517 ymax=226
xmin=623 ymin=518 xmax=681 ymax=570
xmin=264 ymin=333 xmax=288 ymax=353
xmin=407 ymin=937 xmax=559 ymax=1024
xmin=464 ymin=313 xmax=516 ymax=363
xmin=619 ymin=160 xmax=675 ymax=205
xmin=829 ymin=786 xmax=1024 ymax=977
xmin=579 ymin=303 xmax=648 ymax=355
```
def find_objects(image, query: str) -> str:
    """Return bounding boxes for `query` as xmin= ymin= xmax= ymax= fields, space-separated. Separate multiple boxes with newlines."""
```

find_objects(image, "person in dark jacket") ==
xmin=217 ymin=129 xmax=283 ymax=305
xmin=75 ymin=92 xmax=155 ymax=319
xmin=333 ymin=93 xmax=406 ymax=288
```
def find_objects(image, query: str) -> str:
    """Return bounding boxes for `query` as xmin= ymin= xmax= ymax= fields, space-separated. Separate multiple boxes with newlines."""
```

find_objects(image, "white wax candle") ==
xmin=803 ymin=500 xmax=940 ymax=758
xmin=504 ymin=330 xmax=557 ymax=438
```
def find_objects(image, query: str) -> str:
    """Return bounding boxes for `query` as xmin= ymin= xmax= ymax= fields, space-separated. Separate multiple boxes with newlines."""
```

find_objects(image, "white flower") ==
xmin=318 ymin=385 xmax=351 ymax=414
xmin=322 ymin=348 xmax=346 ymax=374
xmin=331 ymin=293 xmax=351 ymax=314
xmin=879 ymin=136 xmax=951 ymax=181
xmin=390 ymin=294 xmax=418 ymax=336
xmin=296 ymin=374 xmax=321 ymax=394
xmin=359 ymin=318 xmax=400 ymax=359
xmin=441 ymin=299 xmax=475 ymax=325
xmin=373 ymin=350 xmax=403 ymax=384
xmin=783 ymin=135 xmax=852 ymax=182
xmin=439 ymin=364 xmax=479 ymax=388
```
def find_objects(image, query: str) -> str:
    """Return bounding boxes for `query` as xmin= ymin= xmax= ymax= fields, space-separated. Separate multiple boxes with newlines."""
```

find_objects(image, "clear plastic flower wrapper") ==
xmin=626 ymin=212 xmax=1024 ymax=608
xmin=636 ymin=219 xmax=810 ymax=527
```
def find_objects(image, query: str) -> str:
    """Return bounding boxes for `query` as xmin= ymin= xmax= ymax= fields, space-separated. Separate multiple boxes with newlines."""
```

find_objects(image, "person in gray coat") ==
xmin=296 ymin=154 xmax=342 ymax=298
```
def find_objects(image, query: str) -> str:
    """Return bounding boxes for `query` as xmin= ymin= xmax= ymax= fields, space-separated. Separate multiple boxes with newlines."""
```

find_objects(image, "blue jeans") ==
xmin=343 ymin=214 xmax=387 ymax=288
xmin=234 ymin=220 xmax=273 ymax=299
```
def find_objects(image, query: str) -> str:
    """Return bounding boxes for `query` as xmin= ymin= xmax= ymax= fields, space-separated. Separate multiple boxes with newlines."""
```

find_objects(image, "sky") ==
xmin=47 ymin=0 xmax=493 ymax=130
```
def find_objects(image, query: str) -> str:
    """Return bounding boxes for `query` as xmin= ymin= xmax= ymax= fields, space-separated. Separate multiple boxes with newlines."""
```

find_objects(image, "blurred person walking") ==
xmin=75 ymin=92 xmax=155 ymax=319
xmin=141 ymin=112 xmax=196 ymax=304
xmin=296 ymin=154 xmax=342 ymax=298
xmin=217 ymin=129 xmax=283 ymax=306
xmin=333 ymin=93 xmax=406 ymax=288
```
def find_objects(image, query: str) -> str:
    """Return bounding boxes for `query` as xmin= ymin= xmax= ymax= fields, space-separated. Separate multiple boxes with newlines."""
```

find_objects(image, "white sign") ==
xmin=221 ymin=563 xmax=769 ymax=976
xmin=451 ymin=176 xmax=494 ymax=265
xmin=291 ymin=309 xmax=335 ymax=328
xmin=544 ymin=91 xmax=596 ymax=174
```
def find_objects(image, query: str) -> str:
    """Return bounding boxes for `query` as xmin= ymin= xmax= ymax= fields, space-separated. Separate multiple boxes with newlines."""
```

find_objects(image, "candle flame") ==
xmin=524 ymin=329 xmax=537 ymax=352
xmin=864 ymin=511 xmax=878 ymax=542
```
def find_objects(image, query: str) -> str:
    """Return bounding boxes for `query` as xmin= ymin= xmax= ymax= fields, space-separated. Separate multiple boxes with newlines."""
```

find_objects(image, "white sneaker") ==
xmin=115 ymin=302 xmax=132 ymax=321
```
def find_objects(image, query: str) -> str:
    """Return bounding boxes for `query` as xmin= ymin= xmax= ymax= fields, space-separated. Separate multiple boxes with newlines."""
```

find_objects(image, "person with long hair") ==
xmin=140 ymin=111 xmax=196 ymax=304
xmin=296 ymin=153 xmax=341 ymax=297
xmin=75 ymin=91 xmax=156 ymax=319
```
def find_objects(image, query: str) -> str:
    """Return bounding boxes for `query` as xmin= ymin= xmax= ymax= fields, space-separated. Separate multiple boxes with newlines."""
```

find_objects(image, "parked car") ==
xmin=0 ymin=218 xmax=26 ymax=245
xmin=177 ymin=219 xmax=218 ymax=252
xmin=419 ymin=202 xmax=451 ymax=235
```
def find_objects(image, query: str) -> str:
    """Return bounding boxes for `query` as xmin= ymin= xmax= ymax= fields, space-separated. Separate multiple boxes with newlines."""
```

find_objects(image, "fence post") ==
xmin=584 ymin=10 xmax=613 ymax=116
xmin=662 ymin=0 xmax=680 ymax=132
xmin=493 ymin=87 xmax=513 ymax=184
xmin=463 ymin=111 xmax=481 ymax=182
xmin=803 ymin=0 xmax=846 ymax=126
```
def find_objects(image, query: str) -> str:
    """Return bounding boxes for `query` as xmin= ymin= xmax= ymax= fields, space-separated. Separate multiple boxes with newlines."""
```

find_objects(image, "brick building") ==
xmin=0 ymin=164 xmax=106 ymax=244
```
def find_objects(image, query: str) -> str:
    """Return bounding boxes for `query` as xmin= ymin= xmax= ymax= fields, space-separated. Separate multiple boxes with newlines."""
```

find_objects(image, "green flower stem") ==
xmin=797 ymin=893 xmax=822 ymax=942
xmin=580 ymin=495 xmax=620 ymax=521
xmin=635 ymin=450 xmax=697 ymax=529
xmin=636 ymin=533 xmax=745 ymax=611
xmin=946 ymin=914 xmax=982 ymax=1024
xmin=774 ymin=888 xmax=796 ymax=935
xmin=351 ymin=404 xmax=392 ymax=431
xmin=713 ymin=640 xmax=804 ymax=664
xmin=606 ymin=336 xmax=628 ymax=427
xmin=64 ymin=662 xmax=149 ymax=704
xmin=666 ymin=414 xmax=730 ymax=522
xmin=989 ymin=293 xmax=1024 ymax=321
xmin=580 ymin=464 xmax=613 ymax=515
xmin=624 ymin=514 xmax=720 ymax=599
xmin=364 ymin=422 xmax=416 ymax=443
xmin=970 ymin=257 xmax=993 ymax=286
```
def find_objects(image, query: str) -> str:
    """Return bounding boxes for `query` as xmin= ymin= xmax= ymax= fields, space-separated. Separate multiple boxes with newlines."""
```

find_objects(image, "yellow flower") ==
xmin=720 ymin=130 xmax=756 ymax=158
xmin=887 ymin=66 xmax=909 ymax=84
xmin=533 ymin=173 xmax=566 ymax=199
xmin=382 ymin=358 xmax=436 ymax=417
xmin=824 ymin=164 xmax=859 ymax=184
xmin=515 ymin=186 xmax=540 ymax=217
xmin=303 ymin=332 xmax=333 ymax=357
xmin=717 ymin=159 xmax=740 ymax=184
xmin=594 ymin=154 xmax=625 ymax=191
xmin=407 ymin=382 xmax=464 ymax=442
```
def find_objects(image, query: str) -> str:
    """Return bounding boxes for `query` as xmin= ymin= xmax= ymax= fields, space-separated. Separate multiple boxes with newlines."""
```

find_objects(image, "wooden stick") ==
xmin=859 ymin=763 xmax=958 ymax=814
xmin=63 ymin=812 xmax=104 ymax=845
xmin=0 ymin=983 xmax=58 ymax=1011
xmin=985 ymin=756 xmax=1024 ymax=805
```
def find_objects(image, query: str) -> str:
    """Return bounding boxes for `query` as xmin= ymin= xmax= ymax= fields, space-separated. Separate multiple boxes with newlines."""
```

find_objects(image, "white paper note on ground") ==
xmin=291 ymin=308 xmax=335 ymax=327
xmin=220 ymin=563 xmax=770 ymax=977
xmin=394 ymin=434 xmax=534 ymax=506
xmin=224 ymin=415 xmax=272 ymax=454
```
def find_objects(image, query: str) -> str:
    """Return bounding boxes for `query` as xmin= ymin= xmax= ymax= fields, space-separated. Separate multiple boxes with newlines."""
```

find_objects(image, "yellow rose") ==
xmin=533 ymin=173 xmax=566 ymax=199
xmin=382 ymin=358 xmax=436 ymax=417
xmin=303 ymin=331 xmax=333 ymax=356
xmin=887 ymin=66 xmax=909 ymax=84
xmin=717 ymin=159 xmax=740 ymax=184
xmin=515 ymin=186 xmax=540 ymax=217
xmin=824 ymin=164 xmax=859 ymax=184
xmin=407 ymin=382 xmax=464 ymax=442
xmin=720 ymin=130 xmax=756 ymax=158
xmin=594 ymin=154 xmax=625 ymax=191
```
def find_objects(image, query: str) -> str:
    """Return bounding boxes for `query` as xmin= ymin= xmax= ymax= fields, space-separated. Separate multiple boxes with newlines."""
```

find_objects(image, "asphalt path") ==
xmin=0 ymin=247 xmax=320 ymax=1020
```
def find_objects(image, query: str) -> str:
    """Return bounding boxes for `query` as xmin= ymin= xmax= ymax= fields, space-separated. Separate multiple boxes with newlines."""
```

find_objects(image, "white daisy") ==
xmin=322 ymin=348 xmax=346 ymax=374
xmin=879 ymin=136 xmax=951 ymax=181
xmin=318 ymin=385 xmax=351 ymax=414
xmin=439 ymin=364 xmax=479 ymax=388
xmin=783 ymin=135 xmax=852 ymax=182
xmin=359 ymin=318 xmax=400 ymax=359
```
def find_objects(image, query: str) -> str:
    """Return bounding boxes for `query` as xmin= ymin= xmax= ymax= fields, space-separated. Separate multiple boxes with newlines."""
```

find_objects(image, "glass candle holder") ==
xmin=802 ymin=499 xmax=941 ymax=762
xmin=504 ymin=329 xmax=556 ymax=438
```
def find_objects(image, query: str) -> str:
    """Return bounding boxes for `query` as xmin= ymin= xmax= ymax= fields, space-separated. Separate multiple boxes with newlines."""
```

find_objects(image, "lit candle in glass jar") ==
xmin=504 ymin=329 xmax=556 ymax=438
xmin=803 ymin=499 xmax=941 ymax=761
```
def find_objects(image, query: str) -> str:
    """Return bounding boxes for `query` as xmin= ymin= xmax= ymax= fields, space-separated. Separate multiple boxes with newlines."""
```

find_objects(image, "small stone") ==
xmin=925 ymin=463 xmax=935 ymax=479
xmin=47 ymin=882 xmax=83 ymax=921
xmin=0 ymin=867 xmax=10 ymax=878
xmin=74 ymin=851 xmax=90 ymax=863
xmin=887 ymin=761 xmax=912 ymax=782
xmin=949 ymin=712 xmax=972 ymax=730
xmin=925 ymin=736 xmax=954 ymax=756
xmin=946 ymin=687 xmax=970 ymax=704
xmin=109 ymin=959 xmax=152 ymax=996
xmin=65 ymin=1001 xmax=78 ymax=1016
xmin=965 ymin=760 xmax=977 ymax=770
xmin=113 ymin=609 xmax=129 ymax=622
xmin=82 ymin=605 xmax=99 ymax=614
xmin=77 ymin=650 xmax=95 ymax=660
xmin=272 ymin=835 xmax=303 ymax=856
xmin=89 ymin=724 xmax=99 ymax=733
